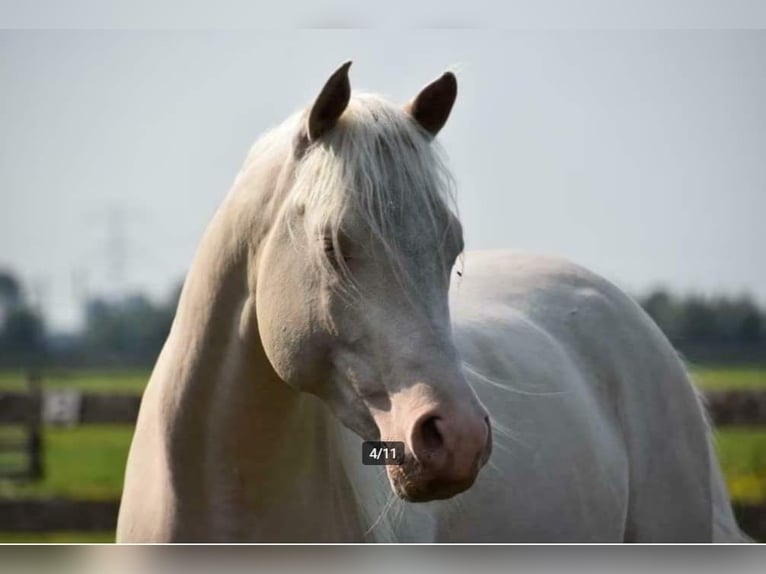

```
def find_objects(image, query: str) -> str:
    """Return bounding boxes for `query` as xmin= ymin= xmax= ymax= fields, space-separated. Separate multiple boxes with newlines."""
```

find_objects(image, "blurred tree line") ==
xmin=639 ymin=289 xmax=763 ymax=345
xmin=0 ymin=271 xmax=46 ymax=366
xmin=638 ymin=289 xmax=765 ymax=363
xmin=0 ymin=268 xmax=181 ymax=368
xmin=0 ymin=267 xmax=764 ymax=368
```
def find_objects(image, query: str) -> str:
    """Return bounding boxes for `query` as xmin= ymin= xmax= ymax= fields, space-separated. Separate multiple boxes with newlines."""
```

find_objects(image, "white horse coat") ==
xmin=116 ymin=64 xmax=743 ymax=543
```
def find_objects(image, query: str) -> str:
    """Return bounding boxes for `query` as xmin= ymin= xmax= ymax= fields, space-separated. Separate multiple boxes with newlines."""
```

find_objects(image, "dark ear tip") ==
xmin=439 ymin=71 xmax=457 ymax=93
xmin=334 ymin=60 xmax=353 ymax=80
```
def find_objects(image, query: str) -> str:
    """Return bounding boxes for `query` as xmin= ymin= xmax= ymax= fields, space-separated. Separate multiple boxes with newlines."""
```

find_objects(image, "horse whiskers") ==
xmin=364 ymin=488 xmax=398 ymax=539
xmin=390 ymin=496 xmax=406 ymax=539
xmin=364 ymin=467 xmax=400 ymax=538
xmin=450 ymin=490 xmax=467 ymax=516
xmin=462 ymin=362 xmax=568 ymax=397
xmin=490 ymin=420 xmax=532 ymax=451
xmin=486 ymin=458 xmax=502 ymax=476
xmin=489 ymin=434 xmax=525 ymax=461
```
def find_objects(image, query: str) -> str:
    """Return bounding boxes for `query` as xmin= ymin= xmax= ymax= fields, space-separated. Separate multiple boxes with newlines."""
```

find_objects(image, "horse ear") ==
xmin=307 ymin=61 xmax=352 ymax=141
xmin=405 ymin=71 xmax=457 ymax=137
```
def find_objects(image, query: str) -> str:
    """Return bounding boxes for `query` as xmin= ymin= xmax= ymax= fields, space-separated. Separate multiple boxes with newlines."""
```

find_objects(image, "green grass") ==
xmin=714 ymin=427 xmax=766 ymax=505
xmin=0 ymin=531 xmax=114 ymax=543
xmin=689 ymin=366 xmax=766 ymax=391
xmin=0 ymin=425 xmax=133 ymax=501
xmin=0 ymin=424 xmax=133 ymax=542
xmin=0 ymin=370 xmax=148 ymax=394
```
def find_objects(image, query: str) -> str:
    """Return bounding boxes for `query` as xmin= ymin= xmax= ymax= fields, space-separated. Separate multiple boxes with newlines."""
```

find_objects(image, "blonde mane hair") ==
xmin=252 ymin=93 xmax=460 ymax=295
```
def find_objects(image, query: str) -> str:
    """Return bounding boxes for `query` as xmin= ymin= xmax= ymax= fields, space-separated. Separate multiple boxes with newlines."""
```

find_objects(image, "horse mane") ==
xmin=248 ymin=93 xmax=460 ymax=295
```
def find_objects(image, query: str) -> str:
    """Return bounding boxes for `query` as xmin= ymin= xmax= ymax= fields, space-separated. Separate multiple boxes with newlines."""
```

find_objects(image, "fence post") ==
xmin=26 ymin=371 xmax=43 ymax=480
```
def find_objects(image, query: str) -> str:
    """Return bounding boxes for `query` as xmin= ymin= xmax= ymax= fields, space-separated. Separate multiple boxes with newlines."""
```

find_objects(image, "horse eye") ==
xmin=323 ymin=237 xmax=352 ymax=263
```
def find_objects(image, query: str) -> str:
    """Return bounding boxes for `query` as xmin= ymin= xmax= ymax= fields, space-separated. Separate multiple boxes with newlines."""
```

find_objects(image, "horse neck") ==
xmin=152 ymin=167 xmax=369 ymax=541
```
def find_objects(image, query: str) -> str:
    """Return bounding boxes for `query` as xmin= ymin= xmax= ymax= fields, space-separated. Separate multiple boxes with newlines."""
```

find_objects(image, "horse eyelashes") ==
xmin=323 ymin=237 xmax=352 ymax=264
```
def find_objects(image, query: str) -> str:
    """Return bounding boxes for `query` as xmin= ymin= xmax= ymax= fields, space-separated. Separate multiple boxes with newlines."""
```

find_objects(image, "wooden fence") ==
xmin=2 ymin=387 xmax=764 ymax=429
xmin=1 ymin=378 xmax=766 ymax=540
xmin=0 ymin=374 xmax=43 ymax=481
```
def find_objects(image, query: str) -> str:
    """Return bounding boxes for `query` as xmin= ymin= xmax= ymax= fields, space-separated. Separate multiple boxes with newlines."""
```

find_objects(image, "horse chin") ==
xmin=386 ymin=458 xmax=479 ymax=503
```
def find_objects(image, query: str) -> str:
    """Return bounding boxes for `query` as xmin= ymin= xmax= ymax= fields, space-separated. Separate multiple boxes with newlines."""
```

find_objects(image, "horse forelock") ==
xmin=248 ymin=93 xmax=460 ymax=297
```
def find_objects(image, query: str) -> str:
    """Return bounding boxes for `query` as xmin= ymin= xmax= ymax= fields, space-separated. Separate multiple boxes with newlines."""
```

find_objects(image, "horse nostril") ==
xmin=410 ymin=413 xmax=447 ymax=466
xmin=418 ymin=415 xmax=445 ymax=452
xmin=409 ymin=411 xmax=490 ymax=474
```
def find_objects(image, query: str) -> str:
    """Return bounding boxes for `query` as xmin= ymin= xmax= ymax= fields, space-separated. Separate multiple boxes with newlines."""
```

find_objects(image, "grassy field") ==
xmin=0 ymin=366 xmax=764 ymax=543
xmin=0 ymin=370 xmax=148 ymax=394
xmin=0 ymin=425 xmax=133 ymax=543
xmin=0 ymin=425 xmax=134 ymax=501
xmin=690 ymin=365 xmax=766 ymax=391
xmin=0 ymin=531 xmax=115 ymax=543
xmin=715 ymin=427 xmax=766 ymax=504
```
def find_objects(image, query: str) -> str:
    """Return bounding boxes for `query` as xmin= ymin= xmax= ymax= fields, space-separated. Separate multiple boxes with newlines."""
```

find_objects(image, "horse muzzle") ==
xmin=386 ymin=408 xmax=492 ymax=502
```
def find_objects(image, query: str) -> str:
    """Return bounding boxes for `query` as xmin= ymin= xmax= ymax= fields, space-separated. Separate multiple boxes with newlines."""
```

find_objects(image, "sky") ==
xmin=1 ymin=28 xmax=765 ymax=331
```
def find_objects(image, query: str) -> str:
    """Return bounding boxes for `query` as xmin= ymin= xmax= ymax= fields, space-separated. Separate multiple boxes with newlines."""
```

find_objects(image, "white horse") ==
xmin=117 ymin=62 xmax=744 ymax=542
